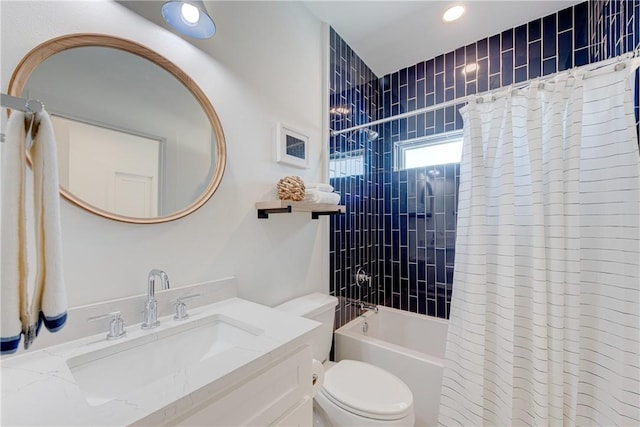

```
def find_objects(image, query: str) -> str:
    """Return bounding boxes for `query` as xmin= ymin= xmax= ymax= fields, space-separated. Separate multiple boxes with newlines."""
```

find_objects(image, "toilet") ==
xmin=275 ymin=293 xmax=415 ymax=427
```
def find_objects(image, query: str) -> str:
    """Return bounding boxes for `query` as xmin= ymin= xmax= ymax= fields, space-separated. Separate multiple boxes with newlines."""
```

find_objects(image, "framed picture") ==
xmin=275 ymin=123 xmax=309 ymax=169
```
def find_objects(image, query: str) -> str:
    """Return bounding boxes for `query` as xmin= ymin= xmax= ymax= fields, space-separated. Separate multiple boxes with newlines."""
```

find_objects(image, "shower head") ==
xmin=362 ymin=128 xmax=379 ymax=142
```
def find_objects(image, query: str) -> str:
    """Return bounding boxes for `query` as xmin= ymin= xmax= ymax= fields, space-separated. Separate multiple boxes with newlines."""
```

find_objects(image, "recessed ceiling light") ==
xmin=443 ymin=5 xmax=465 ymax=22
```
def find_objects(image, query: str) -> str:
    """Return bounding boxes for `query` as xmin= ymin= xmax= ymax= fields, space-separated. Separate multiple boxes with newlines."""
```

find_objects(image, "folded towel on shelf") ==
xmin=304 ymin=189 xmax=341 ymax=205
xmin=29 ymin=111 xmax=67 ymax=336
xmin=305 ymin=183 xmax=334 ymax=193
xmin=1 ymin=112 xmax=28 ymax=354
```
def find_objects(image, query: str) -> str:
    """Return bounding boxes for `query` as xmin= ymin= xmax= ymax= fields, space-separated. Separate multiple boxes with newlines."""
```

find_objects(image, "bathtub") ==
xmin=334 ymin=306 xmax=448 ymax=427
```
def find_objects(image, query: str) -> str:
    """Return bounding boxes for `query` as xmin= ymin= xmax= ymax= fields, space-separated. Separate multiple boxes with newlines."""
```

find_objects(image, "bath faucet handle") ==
xmin=355 ymin=268 xmax=371 ymax=287
xmin=88 ymin=311 xmax=126 ymax=340
xmin=173 ymin=294 xmax=201 ymax=321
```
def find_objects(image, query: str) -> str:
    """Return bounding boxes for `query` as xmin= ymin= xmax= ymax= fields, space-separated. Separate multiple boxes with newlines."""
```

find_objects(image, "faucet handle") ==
xmin=88 ymin=311 xmax=126 ymax=340
xmin=174 ymin=294 xmax=201 ymax=321
xmin=355 ymin=268 xmax=371 ymax=287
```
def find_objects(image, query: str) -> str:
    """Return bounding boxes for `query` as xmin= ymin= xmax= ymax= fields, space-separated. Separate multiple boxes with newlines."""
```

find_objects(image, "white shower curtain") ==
xmin=439 ymin=62 xmax=640 ymax=427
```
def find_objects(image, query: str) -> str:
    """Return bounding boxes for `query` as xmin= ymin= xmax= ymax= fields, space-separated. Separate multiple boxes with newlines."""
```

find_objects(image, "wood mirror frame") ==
xmin=8 ymin=33 xmax=226 ymax=224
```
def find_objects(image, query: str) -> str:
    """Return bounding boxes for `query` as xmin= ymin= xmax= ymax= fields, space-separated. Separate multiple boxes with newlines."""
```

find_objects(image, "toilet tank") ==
xmin=275 ymin=293 xmax=338 ymax=362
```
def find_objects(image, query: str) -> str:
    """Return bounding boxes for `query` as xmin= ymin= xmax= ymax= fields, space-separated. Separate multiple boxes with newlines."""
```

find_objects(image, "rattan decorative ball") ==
xmin=277 ymin=176 xmax=306 ymax=201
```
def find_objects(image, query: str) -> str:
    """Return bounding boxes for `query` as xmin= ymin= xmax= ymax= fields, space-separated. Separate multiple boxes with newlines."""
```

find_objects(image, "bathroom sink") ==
xmin=66 ymin=314 xmax=263 ymax=406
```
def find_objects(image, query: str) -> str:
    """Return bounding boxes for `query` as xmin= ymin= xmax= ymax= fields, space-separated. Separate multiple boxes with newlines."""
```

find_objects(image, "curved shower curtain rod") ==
xmin=331 ymin=49 xmax=640 ymax=137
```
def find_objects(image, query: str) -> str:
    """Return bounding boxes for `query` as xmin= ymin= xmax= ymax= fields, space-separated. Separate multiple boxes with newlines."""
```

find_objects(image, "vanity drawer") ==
xmin=166 ymin=345 xmax=312 ymax=426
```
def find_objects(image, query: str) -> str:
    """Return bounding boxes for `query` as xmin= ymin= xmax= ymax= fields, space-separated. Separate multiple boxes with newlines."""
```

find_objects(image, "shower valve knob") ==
xmin=355 ymin=268 xmax=372 ymax=286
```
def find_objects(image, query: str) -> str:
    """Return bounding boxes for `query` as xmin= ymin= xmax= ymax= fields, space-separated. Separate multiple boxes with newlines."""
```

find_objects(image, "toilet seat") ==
xmin=320 ymin=360 xmax=413 ymax=421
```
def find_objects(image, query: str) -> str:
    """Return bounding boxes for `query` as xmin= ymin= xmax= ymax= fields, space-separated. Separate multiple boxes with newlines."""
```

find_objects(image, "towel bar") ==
xmin=1 ymin=93 xmax=45 ymax=143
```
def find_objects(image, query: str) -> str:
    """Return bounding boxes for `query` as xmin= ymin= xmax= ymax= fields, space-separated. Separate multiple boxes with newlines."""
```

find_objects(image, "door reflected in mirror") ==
xmin=9 ymin=35 xmax=226 ymax=223
xmin=52 ymin=115 xmax=162 ymax=217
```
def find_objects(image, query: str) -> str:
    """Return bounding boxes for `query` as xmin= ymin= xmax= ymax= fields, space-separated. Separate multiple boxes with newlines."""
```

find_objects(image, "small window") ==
xmin=394 ymin=131 xmax=463 ymax=171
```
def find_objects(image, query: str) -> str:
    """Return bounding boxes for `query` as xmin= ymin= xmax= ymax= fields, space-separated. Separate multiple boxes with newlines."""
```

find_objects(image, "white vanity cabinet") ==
xmin=139 ymin=345 xmax=313 ymax=427
xmin=1 ymin=295 xmax=320 ymax=427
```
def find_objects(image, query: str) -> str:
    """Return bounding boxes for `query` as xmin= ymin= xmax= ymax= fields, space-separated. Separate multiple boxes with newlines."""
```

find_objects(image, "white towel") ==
xmin=1 ymin=112 xmax=28 ymax=354
xmin=29 ymin=111 xmax=67 ymax=338
xmin=0 ymin=110 xmax=67 ymax=354
xmin=305 ymin=182 xmax=334 ymax=193
xmin=304 ymin=189 xmax=341 ymax=205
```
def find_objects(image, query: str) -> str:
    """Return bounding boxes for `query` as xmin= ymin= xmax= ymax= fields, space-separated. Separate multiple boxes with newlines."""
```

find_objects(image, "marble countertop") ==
xmin=1 ymin=297 xmax=320 ymax=426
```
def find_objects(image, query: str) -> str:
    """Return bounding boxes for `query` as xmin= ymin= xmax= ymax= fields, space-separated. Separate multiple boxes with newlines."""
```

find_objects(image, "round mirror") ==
xmin=8 ymin=34 xmax=226 ymax=223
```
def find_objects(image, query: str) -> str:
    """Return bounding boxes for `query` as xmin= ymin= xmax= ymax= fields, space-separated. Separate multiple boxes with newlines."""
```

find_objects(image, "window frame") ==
xmin=394 ymin=130 xmax=464 ymax=171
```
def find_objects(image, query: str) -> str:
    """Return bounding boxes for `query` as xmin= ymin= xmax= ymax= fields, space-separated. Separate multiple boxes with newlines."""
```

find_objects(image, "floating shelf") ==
xmin=256 ymin=201 xmax=346 ymax=219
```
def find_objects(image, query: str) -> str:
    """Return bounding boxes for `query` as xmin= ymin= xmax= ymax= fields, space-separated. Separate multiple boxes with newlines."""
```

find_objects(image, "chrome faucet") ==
xmin=354 ymin=268 xmax=378 ymax=313
xmin=142 ymin=269 xmax=170 ymax=330
xmin=358 ymin=301 xmax=379 ymax=313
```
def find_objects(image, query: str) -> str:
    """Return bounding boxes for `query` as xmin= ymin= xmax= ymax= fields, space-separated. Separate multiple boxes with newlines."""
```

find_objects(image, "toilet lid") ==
xmin=321 ymin=360 xmax=413 ymax=421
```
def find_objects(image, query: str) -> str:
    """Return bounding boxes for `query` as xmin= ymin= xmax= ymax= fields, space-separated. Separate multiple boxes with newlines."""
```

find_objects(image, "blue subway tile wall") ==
xmin=590 ymin=1 xmax=640 ymax=124
xmin=329 ymin=28 xmax=380 ymax=328
xmin=329 ymin=1 xmax=640 ymax=323
xmin=591 ymin=0 xmax=640 ymax=60
xmin=377 ymin=162 xmax=459 ymax=318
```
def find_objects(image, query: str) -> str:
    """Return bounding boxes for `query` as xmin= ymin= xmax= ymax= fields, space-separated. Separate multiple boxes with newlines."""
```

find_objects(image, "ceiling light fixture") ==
xmin=180 ymin=3 xmax=200 ymax=24
xmin=443 ymin=5 xmax=465 ymax=22
xmin=162 ymin=0 xmax=216 ymax=39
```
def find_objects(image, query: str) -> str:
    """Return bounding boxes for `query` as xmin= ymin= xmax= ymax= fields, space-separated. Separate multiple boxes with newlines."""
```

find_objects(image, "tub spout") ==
xmin=359 ymin=302 xmax=379 ymax=313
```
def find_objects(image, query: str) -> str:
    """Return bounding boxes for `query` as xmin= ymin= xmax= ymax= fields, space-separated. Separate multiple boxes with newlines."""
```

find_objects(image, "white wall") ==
xmin=1 ymin=0 xmax=329 ymax=308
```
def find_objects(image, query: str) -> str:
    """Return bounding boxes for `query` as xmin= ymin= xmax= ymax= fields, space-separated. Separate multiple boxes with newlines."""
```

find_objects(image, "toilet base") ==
xmin=313 ymin=399 xmax=334 ymax=427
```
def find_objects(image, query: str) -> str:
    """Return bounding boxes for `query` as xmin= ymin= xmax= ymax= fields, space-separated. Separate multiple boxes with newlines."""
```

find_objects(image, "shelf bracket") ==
xmin=257 ymin=206 xmax=292 ymax=219
xmin=311 ymin=210 xmax=342 ymax=220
